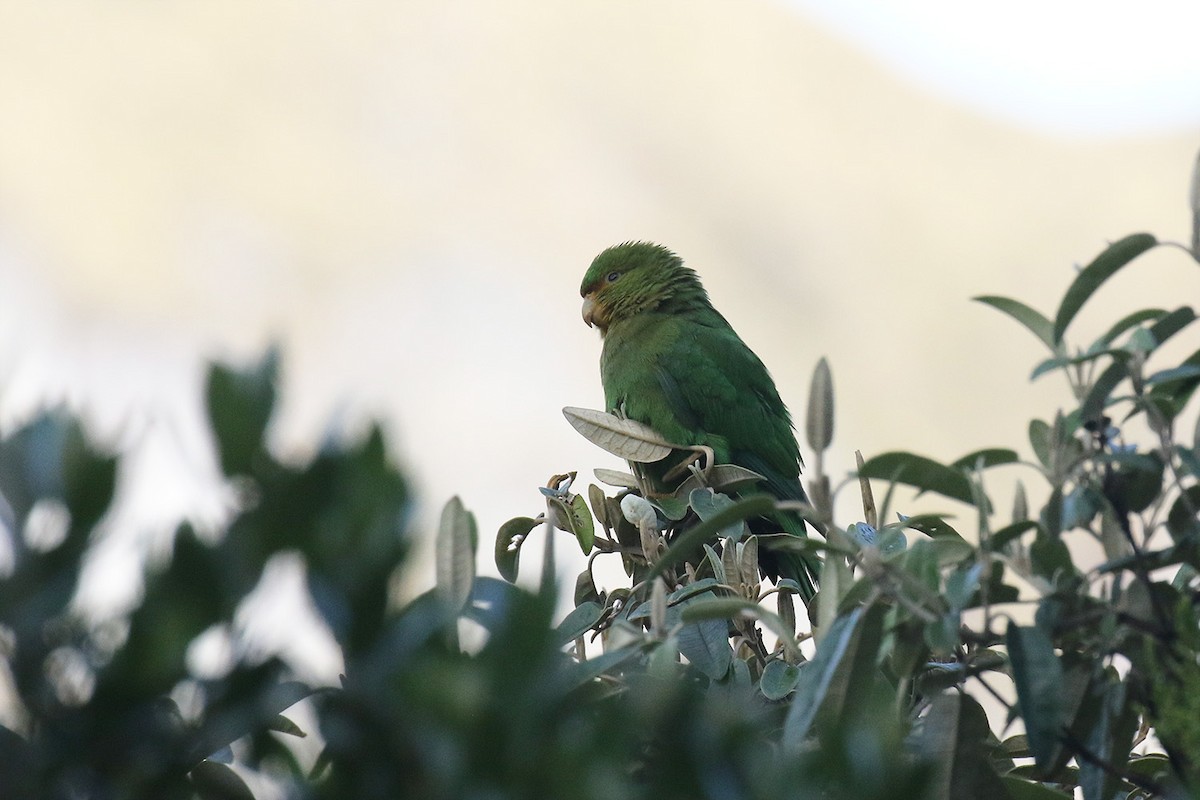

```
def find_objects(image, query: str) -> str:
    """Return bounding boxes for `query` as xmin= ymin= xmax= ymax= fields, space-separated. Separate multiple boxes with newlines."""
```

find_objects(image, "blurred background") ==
xmin=1 ymin=1 xmax=1198 ymax=680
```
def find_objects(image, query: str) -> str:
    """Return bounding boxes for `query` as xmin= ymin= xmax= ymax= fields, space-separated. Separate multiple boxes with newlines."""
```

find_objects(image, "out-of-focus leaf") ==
xmin=205 ymin=348 xmax=279 ymax=477
xmin=1192 ymin=148 xmax=1200 ymax=254
xmin=760 ymin=659 xmax=802 ymax=700
xmin=782 ymin=607 xmax=864 ymax=748
xmin=1080 ymin=361 xmax=1127 ymax=426
xmin=562 ymin=407 xmax=675 ymax=462
xmin=1053 ymin=233 xmax=1158 ymax=343
xmin=1000 ymin=776 xmax=1072 ymax=799
xmin=436 ymin=496 xmax=477 ymax=614
xmin=494 ymin=516 xmax=537 ymax=583
xmin=676 ymin=613 xmax=731 ymax=680
xmin=1095 ymin=308 xmax=1167 ymax=348
xmin=1030 ymin=535 xmax=1074 ymax=583
xmin=190 ymin=760 xmax=256 ymax=800
xmin=917 ymin=693 xmax=1010 ymax=800
xmin=991 ymin=520 xmax=1039 ymax=551
xmin=1147 ymin=364 xmax=1200 ymax=386
xmin=858 ymin=452 xmax=974 ymax=505
xmin=1079 ymin=678 xmax=1138 ymax=800
xmin=950 ymin=448 xmax=1019 ymax=471
xmin=806 ymin=357 xmax=834 ymax=452
xmin=1167 ymin=486 xmax=1200 ymax=542
xmin=1007 ymin=621 xmax=1065 ymax=771
xmin=268 ymin=715 xmax=306 ymax=738
xmin=1029 ymin=419 xmax=1053 ymax=468
xmin=973 ymin=295 xmax=1056 ymax=350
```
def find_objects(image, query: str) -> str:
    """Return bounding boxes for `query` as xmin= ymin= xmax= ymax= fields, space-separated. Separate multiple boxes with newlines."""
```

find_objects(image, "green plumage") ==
xmin=580 ymin=241 xmax=820 ymax=600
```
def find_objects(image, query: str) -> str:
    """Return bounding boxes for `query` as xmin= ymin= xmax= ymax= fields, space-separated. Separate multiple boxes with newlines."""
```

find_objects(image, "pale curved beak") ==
xmin=581 ymin=294 xmax=597 ymax=328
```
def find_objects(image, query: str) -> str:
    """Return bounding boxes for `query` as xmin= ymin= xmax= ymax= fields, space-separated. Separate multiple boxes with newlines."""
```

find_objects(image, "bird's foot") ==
xmin=664 ymin=445 xmax=714 ymax=483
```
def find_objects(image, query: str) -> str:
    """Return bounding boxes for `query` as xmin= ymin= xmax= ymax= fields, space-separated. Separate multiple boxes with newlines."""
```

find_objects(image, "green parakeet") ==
xmin=580 ymin=241 xmax=820 ymax=601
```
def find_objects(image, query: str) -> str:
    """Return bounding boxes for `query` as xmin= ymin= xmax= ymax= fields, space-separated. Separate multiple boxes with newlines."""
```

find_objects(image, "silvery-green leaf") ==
xmin=593 ymin=468 xmax=639 ymax=489
xmin=563 ymin=407 xmax=676 ymax=462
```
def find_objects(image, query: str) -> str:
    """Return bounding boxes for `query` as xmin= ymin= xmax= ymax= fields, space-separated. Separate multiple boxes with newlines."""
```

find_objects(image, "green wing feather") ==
xmin=600 ymin=309 xmax=820 ymax=599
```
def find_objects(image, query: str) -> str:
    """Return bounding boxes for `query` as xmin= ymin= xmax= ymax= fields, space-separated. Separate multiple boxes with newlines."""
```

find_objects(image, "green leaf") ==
xmin=1007 ymin=621 xmax=1065 ymax=771
xmin=857 ymin=452 xmax=974 ymax=505
xmin=1167 ymin=486 xmax=1200 ymax=542
xmin=494 ymin=516 xmax=537 ymax=583
xmin=782 ymin=607 xmax=864 ymax=748
xmin=436 ymin=496 xmax=477 ymax=614
xmin=1000 ymin=776 xmax=1072 ymax=799
xmin=1029 ymin=419 xmax=1052 ymax=468
xmin=645 ymin=495 xmax=775 ymax=581
xmin=1080 ymin=360 xmax=1127 ymax=425
xmin=1053 ymin=233 xmax=1158 ymax=343
xmin=950 ymin=448 xmax=1019 ymax=471
xmin=1078 ymin=679 xmax=1138 ymax=800
xmin=680 ymin=596 xmax=800 ymax=661
xmin=974 ymin=295 xmax=1056 ymax=350
xmin=1146 ymin=364 xmax=1200 ymax=386
xmin=570 ymin=493 xmax=595 ymax=554
xmin=205 ymin=348 xmax=279 ymax=476
xmin=805 ymin=356 xmax=835 ymax=452
xmin=688 ymin=488 xmax=743 ymax=540
xmin=555 ymin=601 xmax=603 ymax=645
xmin=1094 ymin=307 xmax=1167 ymax=348
xmin=190 ymin=760 xmax=256 ymax=800
xmin=917 ymin=693 xmax=1010 ymax=800
xmin=267 ymin=714 xmax=306 ymax=738
xmin=562 ymin=406 xmax=676 ymax=462
xmin=760 ymin=659 xmax=802 ymax=700
xmin=1030 ymin=534 xmax=1074 ymax=583
xmin=676 ymin=614 xmax=731 ymax=680
xmin=991 ymin=520 xmax=1039 ymax=551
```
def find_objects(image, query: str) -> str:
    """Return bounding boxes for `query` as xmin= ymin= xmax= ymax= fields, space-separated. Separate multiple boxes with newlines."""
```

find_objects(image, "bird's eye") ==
xmin=606 ymin=271 xmax=621 ymax=283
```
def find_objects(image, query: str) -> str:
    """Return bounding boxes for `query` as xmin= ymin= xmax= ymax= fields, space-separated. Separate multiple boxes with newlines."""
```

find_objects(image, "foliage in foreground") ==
xmin=1 ymin=170 xmax=1200 ymax=799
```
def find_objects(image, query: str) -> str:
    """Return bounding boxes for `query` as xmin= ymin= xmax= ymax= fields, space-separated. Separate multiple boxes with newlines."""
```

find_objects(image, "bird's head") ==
xmin=579 ymin=241 xmax=708 ymax=333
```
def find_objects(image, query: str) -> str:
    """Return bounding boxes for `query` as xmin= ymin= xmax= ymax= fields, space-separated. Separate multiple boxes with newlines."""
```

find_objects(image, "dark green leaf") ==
xmin=950 ymin=448 xmax=1019 ymax=471
xmin=1007 ymin=621 xmax=1065 ymax=771
xmin=494 ymin=516 xmax=537 ymax=583
xmin=973 ymin=295 xmax=1056 ymax=349
xmin=555 ymin=601 xmax=603 ymax=645
xmin=1167 ymin=486 xmax=1200 ymax=542
xmin=191 ymin=760 xmax=256 ymax=800
xmin=782 ymin=607 xmax=864 ymax=748
xmin=1080 ymin=361 xmax=1128 ymax=424
xmin=991 ymin=520 xmax=1039 ymax=551
xmin=677 ymin=615 xmax=731 ymax=680
xmin=1000 ymin=776 xmax=1072 ymax=799
xmin=268 ymin=714 xmax=306 ymax=738
xmin=1053 ymin=233 xmax=1158 ymax=343
xmin=858 ymin=452 xmax=974 ymax=505
xmin=1094 ymin=307 xmax=1167 ymax=348
xmin=917 ymin=693 xmax=1010 ymax=800
xmin=205 ymin=348 xmax=279 ymax=476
